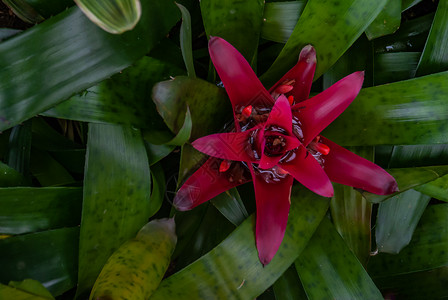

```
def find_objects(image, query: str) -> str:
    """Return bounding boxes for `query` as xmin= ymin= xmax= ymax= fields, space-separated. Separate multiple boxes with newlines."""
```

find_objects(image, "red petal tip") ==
xmin=299 ymin=45 xmax=316 ymax=63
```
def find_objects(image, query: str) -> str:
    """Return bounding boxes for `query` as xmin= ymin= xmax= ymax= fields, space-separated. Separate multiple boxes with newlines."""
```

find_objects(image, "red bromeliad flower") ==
xmin=174 ymin=37 xmax=398 ymax=265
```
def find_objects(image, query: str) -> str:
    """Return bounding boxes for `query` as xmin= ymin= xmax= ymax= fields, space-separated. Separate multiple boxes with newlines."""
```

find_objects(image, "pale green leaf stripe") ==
xmin=74 ymin=0 xmax=141 ymax=34
xmin=363 ymin=165 xmax=448 ymax=203
xmin=150 ymin=187 xmax=329 ymax=300
xmin=260 ymin=0 xmax=387 ymax=86
xmin=76 ymin=124 xmax=151 ymax=299
xmin=296 ymin=218 xmax=383 ymax=300
xmin=415 ymin=174 xmax=448 ymax=202
xmin=323 ymin=71 xmax=448 ymax=146
xmin=0 ymin=1 xmax=179 ymax=132
xmin=261 ymin=1 xmax=307 ymax=44
xmin=375 ymin=189 xmax=430 ymax=254
xmin=416 ymin=0 xmax=448 ymax=76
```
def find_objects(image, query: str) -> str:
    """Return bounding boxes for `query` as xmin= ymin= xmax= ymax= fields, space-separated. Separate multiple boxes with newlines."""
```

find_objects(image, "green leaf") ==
xmin=378 ymin=144 xmax=448 ymax=168
xmin=0 ymin=283 xmax=53 ymax=300
xmin=30 ymin=149 xmax=76 ymax=187
xmin=201 ymin=0 xmax=265 ymax=64
xmin=0 ymin=187 xmax=82 ymax=235
xmin=146 ymin=143 xmax=176 ymax=167
xmin=8 ymin=279 xmax=54 ymax=299
xmin=2 ymin=0 xmax=45 ymax=23
xmin=402 ymin=0 xmax=422 ymax=11
xmin=90 ymin=219 xmax=177 ymax=300
xmin=375 ymin=189 xmax=430 ymax=254
xmin=0 ymin=1 xmax=180 ymax=131
xmin=373 ymin=52 xmax=420 ymax=85
xmin=295 ymin=218 xmax=383 ymax=300
xmin=7 ymin=121 xmax=32 ymax=176
xmin=74 ymin=0 xmax=141 ymax=34
xmin=150 ymin=187 xmax=329 ymax=299
xmin=42 ymin=56 xmax=184 ymax=133
xmin=0 ymin=162 xmax=27 ymax=187
xmin=149 ymin=163 xmax=166 ymax=218
xmin=260 ymin=0 xmax=387 ymax=86
xmin=273 ymin=265 xmax=308 ymax=300
xmin=369 ymin=204 xmax=448 ymax=299
xmin=0 ymin=227 xmax=79 ymax=296
xmin=415 ymin=174 xmax=448 ymax=202
xmin=323 ymin=71 xmax=448 ymax=146
xmin=211 ymin=188 xmax=248 ymax=226
xmin=261 ymin=1 xmax=307 ymax=44
xmin=365 ymin=0 xmax=401 ymax=40
xmin=165 ymin=108 xmax=192 ymax=146
xmin=9 ymin=0 xmax=74 ymax=19
xmin=152 ymin=76 xmax=231 ymax=140
xmin=76 ymin=123 xmax=151 ymax=298
xmin=415 ymin=0 xmax=448 ymax=76
xmin=176 ymin=3 xmax=196 ymax=78
xmin=363 ymin=165 xmax=448 ymax=203
xmin=330 ymin=148 xmax=373 ymax=266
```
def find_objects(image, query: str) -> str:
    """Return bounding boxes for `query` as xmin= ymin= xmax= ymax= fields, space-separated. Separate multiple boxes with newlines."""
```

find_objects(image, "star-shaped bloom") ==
xmin=173 ymin=37 xmax=398 ymax=265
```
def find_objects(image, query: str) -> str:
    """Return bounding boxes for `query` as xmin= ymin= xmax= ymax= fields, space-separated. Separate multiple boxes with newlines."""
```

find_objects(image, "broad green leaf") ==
xmin=261 ymin=1 xmax=307 ymax=43
xmin=30 ymin=149 xmax=76 ymax=187
xmin=375 ymin=189 xmax=430 ymax=254
xmin=2 ymin=0 xmax=44 ymax=23
xmin=149 ymin=163 xmax=166 ymax=218
xmin=0 ymin=162 xmax=27 ymax=187
xmin=0 ymin=283 xmax=53 ymax=300
xmin=369 ymin=204 xmax=448 ymax=299
xmin=0 ymin=187 xmax=82 ymax=235
xmin=74 ymin=0 xmax=141 ymax=34
xmin=150 ymin=187 xmax=329 ymax=300
xmin=363 ymin=165 xmax=448 ymax=203
xmin=373 ymin=52 xmax=420 ymax=85
xmin=295 ymin=218 xmax=383 ymax=300
xmin=323 ymin=71 xmax=448 ymax=146
xmin=8 ymin=279 xmax=54 ymax=299
xmin=0 ymin=28 xmax=21 ymax=41
xmin=165 ymin=108 xmax=192 ymax=146
xmin=42 ymin=57 xmax=184 ymax=134
xmin=9 ymin=0 xmax=74 ymax=19
xmin=0 ymin=227 xmax=79 ymax=296
xmin=330 ymin=149 xmax=373 ymax=266
xmin=174 ymin=203 xmax=236 ymax=270
xmin=376 ymin=144 xmax=448 ymax=168
xmin=90 ymin=219 xmax=177 ymax=300
xmin=260 ymin=0 xmax=387 ymax=86
xmin=76 ymin=124 xmax=151 ymax=299
xmin=211 ymin=188 xmax=248 ymax=226
xmin=176 ymin=3 xmax=196 ymax=78
xmin=415 ymin=174 xmax=448 ymax=202
xmin=374 ymin=12 xmax=433 ymax=53
xmin=152 ymin=76 xmax=231 ymax=140
xmin=365 ymin=0 xmax=401 ymax=40
xmin=273 ymin=265 xmax=308 ymax=300
xmin=0 ymin=1 xmax=180 ymax=131
xmin=201 ymin=0 xmax=264 ymax=64
xmin=416 ymin=0 xmax=448 ymax=76
xmin=7 ymin=121 xmax=31 ymax=176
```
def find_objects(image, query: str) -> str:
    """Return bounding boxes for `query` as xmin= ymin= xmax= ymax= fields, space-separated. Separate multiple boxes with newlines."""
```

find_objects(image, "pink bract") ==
xmin=174 ymin=36 xmax=398 ymax=265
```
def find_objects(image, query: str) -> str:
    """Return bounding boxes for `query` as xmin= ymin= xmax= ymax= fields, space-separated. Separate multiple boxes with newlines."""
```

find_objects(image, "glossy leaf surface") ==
xmin=415 ymin=174 xmax=448 ymax=202
xmin=201 ymin=0 xmax=264 ymax=63
xmin=0 ymin=1 xmax=179 ymax=131
xmin=375 ymin=189 xmax=430 ymax=254
xmin=365 ymin=0 xmax=401 ymax=40
xmin=261 ymin=1 xmax=306 ymax=43
xmin=150 ymin=187 xmax=329 ymax=299
xmin=324 ymin=71 xmax=448 ymax=146
xmin=0 ymin=227 xmax=79 ymax=296
xmin=76 ymin=124 xmax=151 ymax=298
xmin=152 ymin=76 xmax=231 ymax=140
xmin=211 ymin=188 xmax=248 ymax=227
xmin=176 ymin=3 xmax=195 ymax=78
xmin=295 ymin=218 xmax=383 ymax=299
xmin=261 ymin=0 xmax=387 ymax=86
xmin=0 ymin=187 xmax=82 ymax=235
xmin=416 ymin=0 xmax=448 ymax=76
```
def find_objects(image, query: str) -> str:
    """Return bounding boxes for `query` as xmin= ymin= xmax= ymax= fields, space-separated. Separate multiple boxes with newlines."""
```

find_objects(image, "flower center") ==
xmin=264 ymin=135 xmax=287 ymax=157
